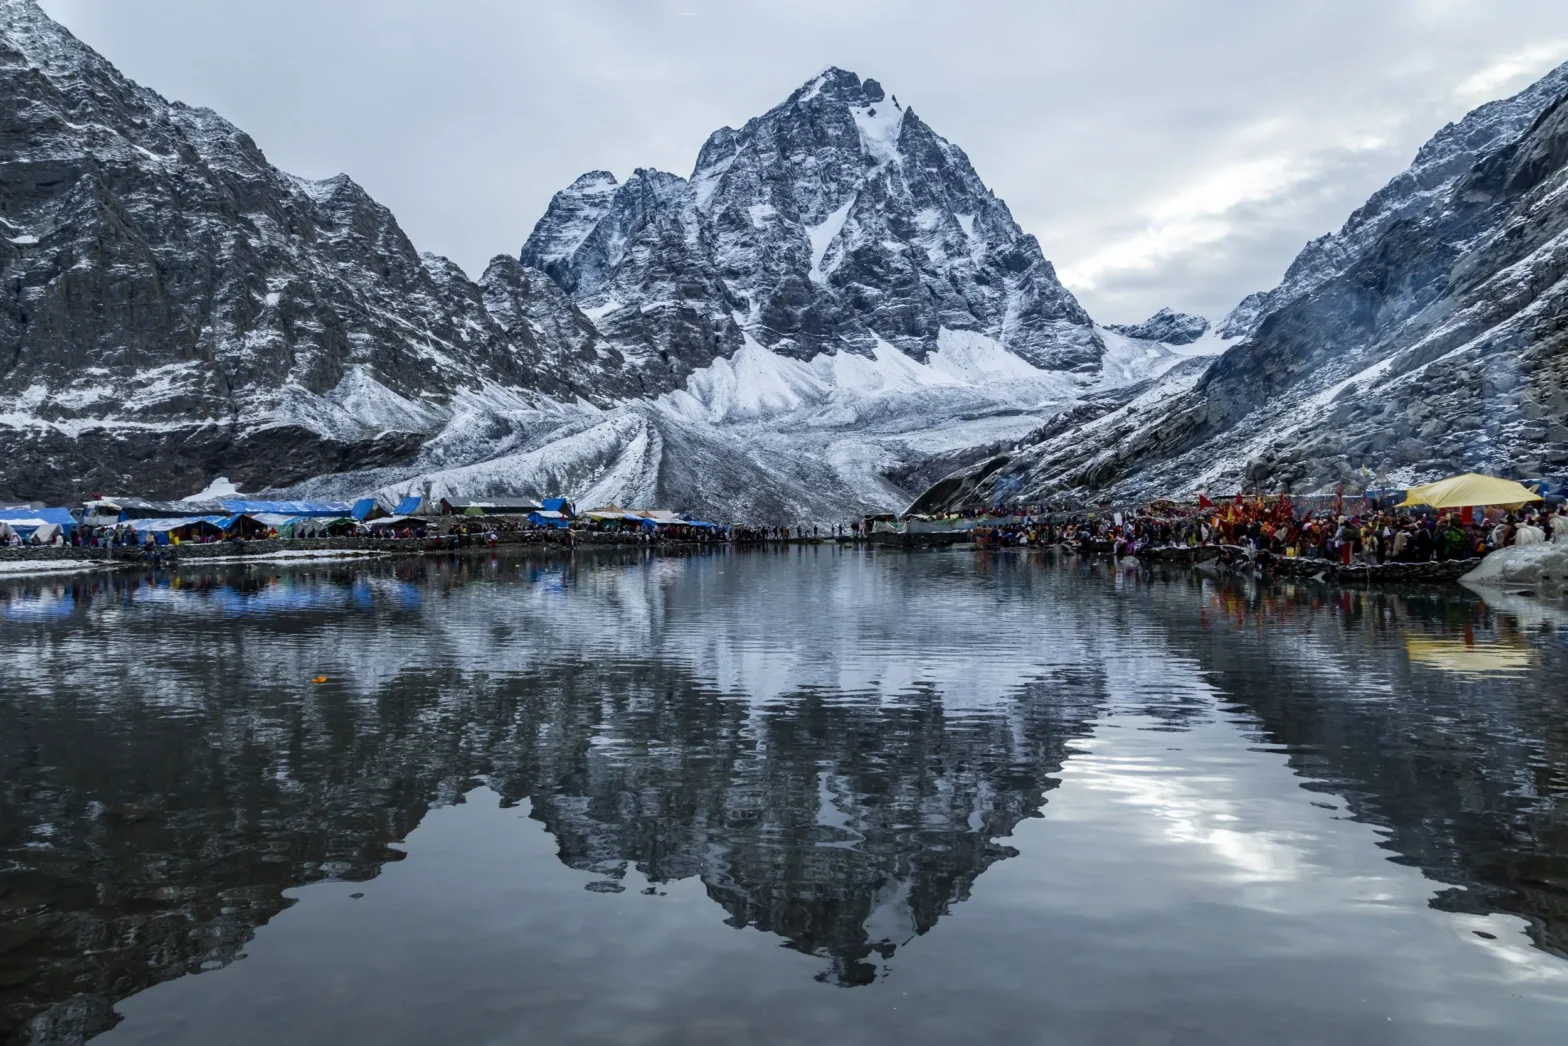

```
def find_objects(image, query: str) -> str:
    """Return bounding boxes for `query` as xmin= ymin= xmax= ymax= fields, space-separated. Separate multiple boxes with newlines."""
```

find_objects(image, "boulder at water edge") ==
xmin=1460 ymin=543 xmax=1568 ymax=591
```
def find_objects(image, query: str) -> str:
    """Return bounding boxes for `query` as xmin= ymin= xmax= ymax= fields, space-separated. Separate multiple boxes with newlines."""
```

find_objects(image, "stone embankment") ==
xmin=0 ymin=546 xmax=111 ymax=562
xmin=1136 ymin=544 xmax=1477 ymax=583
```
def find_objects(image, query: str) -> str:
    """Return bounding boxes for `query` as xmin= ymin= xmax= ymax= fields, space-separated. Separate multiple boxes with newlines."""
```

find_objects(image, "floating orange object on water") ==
xmin=312 ymin=676 xmax=328 ymax=684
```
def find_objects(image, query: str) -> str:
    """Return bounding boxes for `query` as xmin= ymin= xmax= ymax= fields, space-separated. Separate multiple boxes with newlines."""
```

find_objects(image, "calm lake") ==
xmin=2 ymin=547 xmax=1567 ymax=1045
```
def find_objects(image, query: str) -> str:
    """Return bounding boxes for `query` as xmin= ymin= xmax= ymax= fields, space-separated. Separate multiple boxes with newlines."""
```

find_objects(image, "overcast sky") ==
xmin=36 ymin=0 xmax=1568 ymax=324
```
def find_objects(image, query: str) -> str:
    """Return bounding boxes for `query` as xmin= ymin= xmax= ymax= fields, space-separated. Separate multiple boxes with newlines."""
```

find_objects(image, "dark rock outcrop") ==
xmin=1106 ymin=307 xmax=1210 ymax=345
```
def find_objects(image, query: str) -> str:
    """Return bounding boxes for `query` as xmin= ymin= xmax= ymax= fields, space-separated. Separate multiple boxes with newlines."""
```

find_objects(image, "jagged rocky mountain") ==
xmin=301 ymin=68 xmax=1151 ymax=520
xmin=921 ymin=59 xmax=1568 ymax=510
xmin=521 ymin=68 xmax=1103 ymax=382
xmin=1218 ymin=62 xmax=1568 ymax=340
xmin=0 ymin=0 xmax=1189 ymax=518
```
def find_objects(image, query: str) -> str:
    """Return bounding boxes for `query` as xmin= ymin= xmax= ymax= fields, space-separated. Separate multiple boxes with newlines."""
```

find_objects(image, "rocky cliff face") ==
xmin=522 ymin=68 xmax=1104 ymax=385
xmin=0 ymin=0 xmax=621 ymax=501
xmin=935 ymin=61 xmax=1568 ymax=507
xmin=1218 ymin=61 xmax=1568 ymax=340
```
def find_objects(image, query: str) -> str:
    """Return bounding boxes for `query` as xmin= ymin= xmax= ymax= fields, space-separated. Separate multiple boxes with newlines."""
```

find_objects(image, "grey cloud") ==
xmin=37 ymin=0 xmax=1568 ymax=324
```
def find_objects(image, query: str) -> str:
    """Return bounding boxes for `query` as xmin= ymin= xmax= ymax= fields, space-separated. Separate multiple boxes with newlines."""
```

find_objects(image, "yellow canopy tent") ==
xmin=1397 ymin=473 xmax=1543 ymax=509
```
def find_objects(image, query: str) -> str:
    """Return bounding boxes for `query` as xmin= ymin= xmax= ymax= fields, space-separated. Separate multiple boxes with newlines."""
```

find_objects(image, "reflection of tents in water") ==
xmin=1404 ymin=636 xmax=1536 ymax=676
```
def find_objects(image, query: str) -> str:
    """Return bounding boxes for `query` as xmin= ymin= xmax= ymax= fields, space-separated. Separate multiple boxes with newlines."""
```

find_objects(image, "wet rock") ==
xmin=0 ymin=964 xmax=35 ymax=988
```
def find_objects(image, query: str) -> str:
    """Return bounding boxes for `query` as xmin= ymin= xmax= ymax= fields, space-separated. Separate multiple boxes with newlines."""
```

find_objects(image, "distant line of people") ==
xmin=964 ymin=500 xmax=1568 ymax=564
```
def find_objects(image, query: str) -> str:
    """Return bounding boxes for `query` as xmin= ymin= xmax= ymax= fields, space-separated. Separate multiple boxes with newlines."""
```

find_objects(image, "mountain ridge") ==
xmin=922 ymin=61 xmax=1568 ymax=509
xmin=3 ymin=1 xmax=1151 ymax=520
xmin=519 ymin=66 xmax=1104 ymax=384
xmin=6 ymin=0 xmax=1565 ymax=519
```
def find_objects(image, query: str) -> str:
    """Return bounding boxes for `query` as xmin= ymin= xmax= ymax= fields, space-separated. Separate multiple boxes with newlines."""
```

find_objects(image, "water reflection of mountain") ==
xmin=507 ymin=671 xmax=1105 ymax=987
xmin=1127 ymin=569 xmax=1568 ymax=959
xmin=0 ymin=555 xmax=1106 ymax=1042
xmin=5 ymin=555 xmax=1568 ymax=1043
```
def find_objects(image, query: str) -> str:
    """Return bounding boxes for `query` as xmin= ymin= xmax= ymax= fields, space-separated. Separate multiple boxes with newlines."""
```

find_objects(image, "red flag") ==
xmin=1198 ymin=494 xmax=1214 ymax=509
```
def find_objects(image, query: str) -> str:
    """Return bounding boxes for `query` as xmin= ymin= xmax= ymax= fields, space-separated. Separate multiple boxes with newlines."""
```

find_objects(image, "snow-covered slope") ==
xmin=293 ymin=328 xmax=1177 ymax=522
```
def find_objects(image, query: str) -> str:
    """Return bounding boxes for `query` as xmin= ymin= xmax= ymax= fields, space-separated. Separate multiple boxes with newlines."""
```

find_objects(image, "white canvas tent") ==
xmin=28 ymin=522 xmax=63 ymax=545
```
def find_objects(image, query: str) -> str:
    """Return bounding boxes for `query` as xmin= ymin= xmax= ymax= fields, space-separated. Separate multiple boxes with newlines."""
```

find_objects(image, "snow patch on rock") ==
xmin=808 ymin=197 xmax=855 ymax=284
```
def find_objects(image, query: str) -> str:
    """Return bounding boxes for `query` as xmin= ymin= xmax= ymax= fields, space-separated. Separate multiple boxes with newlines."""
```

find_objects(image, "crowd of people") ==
xmin=967 ymin=496 xmax=1568 ymax=564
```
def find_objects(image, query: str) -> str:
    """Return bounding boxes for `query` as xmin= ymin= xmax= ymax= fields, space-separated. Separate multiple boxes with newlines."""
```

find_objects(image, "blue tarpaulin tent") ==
xmin=541 ymin=497 xmax=575 ymax=518
xmin=125 ymin=515 xmax=233 ymax=545
xmin=528 ymin=510 xmax=571 ymax=529
xmin=394 ymin=495 xmax=424 ymax=516
xmin=0 ymin=507 xmax=76 ymax=534
xmin=351 ymin=497 xmax=377 ymax=520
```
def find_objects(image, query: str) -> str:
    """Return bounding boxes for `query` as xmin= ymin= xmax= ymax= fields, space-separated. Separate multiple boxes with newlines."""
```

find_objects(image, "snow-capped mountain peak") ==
xmin=525 ymin=67 xmax=1103 ymax=389
xmin=12 ymin=0 xmax=1563 ymax=526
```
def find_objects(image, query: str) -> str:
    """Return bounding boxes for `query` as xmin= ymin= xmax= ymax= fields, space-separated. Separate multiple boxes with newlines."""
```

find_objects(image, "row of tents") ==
xmin=2 ymin=492 xmax=726 ymax=546
xmin=2 ymin=497 xmax=388 ymax=547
